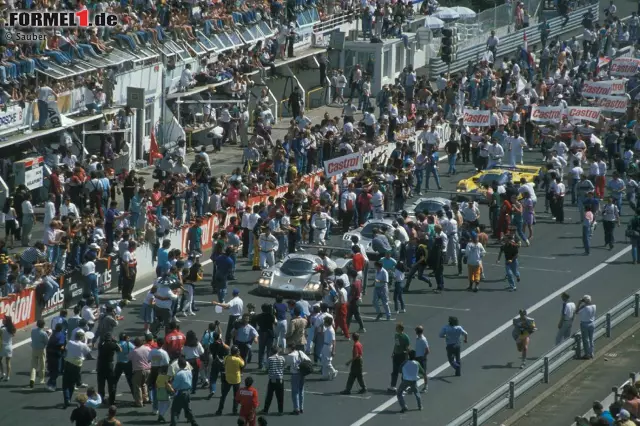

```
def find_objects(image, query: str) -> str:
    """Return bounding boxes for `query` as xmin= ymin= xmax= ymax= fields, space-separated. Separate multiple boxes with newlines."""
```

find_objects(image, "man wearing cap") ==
xmin=258 ymin=227 xmax=279 ymax=269
xmin=213 ymin=289 xmax=244 ymax=345
xmin=617 ymin=409 xmax=634 ymax=426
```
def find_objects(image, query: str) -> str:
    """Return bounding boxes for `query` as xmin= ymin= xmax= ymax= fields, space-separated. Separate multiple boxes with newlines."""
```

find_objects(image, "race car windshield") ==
xmin=414 ymin=201 xmax=445 ymax=214
xmin=478 ymin=173 xmax=508 ymax=186
xmin=280 ymin=258 xmax=316 ymax=276
xmin=361 ymin=223 xmax=390 ymax=239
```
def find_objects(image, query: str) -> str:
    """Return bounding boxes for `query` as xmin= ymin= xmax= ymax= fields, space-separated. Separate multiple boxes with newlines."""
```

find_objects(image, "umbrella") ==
xmin=424 ymin=16 xmax=445 ymax=29
xmin=433 ymin=7 xmax=460 ymax=20
xmin=450 ymin=6 xmax=476 ymax=19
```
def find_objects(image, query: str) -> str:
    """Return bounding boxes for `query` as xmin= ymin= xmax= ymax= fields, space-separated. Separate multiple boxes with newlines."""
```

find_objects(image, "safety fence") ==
xmin=449 ymin=291 xmax=640 ymax=426
xmin=429 ymin=2 xmax=598 ymax=77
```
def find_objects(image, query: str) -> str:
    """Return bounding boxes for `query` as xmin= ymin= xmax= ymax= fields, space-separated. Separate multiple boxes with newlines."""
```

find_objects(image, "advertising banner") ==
xmin=0 ymin=288 xmax=36 ymax=330
xmin=567 ymin=106 xmax=601 ymax=123
xmin=463 ymin=109 xmax=491 ymax=127
xmin=582 ymin=80 xmax=626 ymax=98
xmin=530 ymin=106 xmax=563 ymax=123
xmin=324 ymin=152 xmax=363 ymax=178
xmin=610 ymin=57 xmax=640 ymax=76
xmin=0 ymin=105 xmax=26 ymax=132
xmin=595 ymin=95 xmax=629 ymax=113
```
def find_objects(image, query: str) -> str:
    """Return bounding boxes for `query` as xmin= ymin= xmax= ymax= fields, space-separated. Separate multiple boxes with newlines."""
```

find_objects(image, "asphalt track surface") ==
xmin=1 ymin=148 xmax=638 ymax=426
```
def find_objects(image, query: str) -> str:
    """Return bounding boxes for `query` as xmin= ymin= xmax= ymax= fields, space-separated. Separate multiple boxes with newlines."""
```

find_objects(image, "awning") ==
xmin=195 ymin=30 xmax=217 ymax=53
xmin=238 ymin=22 xmax=275 ymax=44
xmin=36 ymin=60 xmax=96 ymax=79
xmin=211 ymin=31 xmax=244 ymax=53
xmin=0 ymin=107 xmax=120 ymax=150
xmin=164 ymin=40 xmax=191 ymax=61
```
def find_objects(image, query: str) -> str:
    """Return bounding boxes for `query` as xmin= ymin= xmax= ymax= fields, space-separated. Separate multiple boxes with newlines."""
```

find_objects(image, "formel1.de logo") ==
xmin=7 ymin=10 xmax=117 ymax=28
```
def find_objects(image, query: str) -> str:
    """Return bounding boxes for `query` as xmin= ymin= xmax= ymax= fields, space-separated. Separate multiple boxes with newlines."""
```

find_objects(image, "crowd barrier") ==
xmin=0 ymin=255 xmax=120 ymax=330
xmin=0 ymin=127 xmax=451 ymax=332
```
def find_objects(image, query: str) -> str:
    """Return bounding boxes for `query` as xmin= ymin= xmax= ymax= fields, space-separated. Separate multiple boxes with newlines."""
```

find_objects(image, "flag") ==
xmin=148 ymin=126 xmax=162 ymax=165
xmin=520 ymin=32 xmax=534 ymax=69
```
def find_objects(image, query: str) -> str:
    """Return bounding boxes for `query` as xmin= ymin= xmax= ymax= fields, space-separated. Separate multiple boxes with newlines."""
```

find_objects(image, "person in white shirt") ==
xmin=321 ymin=316 xmax=338 ymax=380
xmin=576 ymin=295 xmax=596 ymax=358
xmin=43 ymin=194 xmax=56 ymax=229
xmin=371 ymin=185 xmax=384 ymax=219
xmin=180 ymin=64 xmax=195 ymax=90
xmin=556 ymin=292 xmax=576 ymax=344
xmin=461 ymin=201 xmax=481 ymax=226
xmin=340 ymin=185 xmax=357 ymax=233
xmin=487 ymin=139 xmax=504 ymax=168
xmin=258 ymin=227 xmax=279 ymax=269
xmin=150 ymin=284 xmax=178 ymax=335
xmin=311 ymin=206 xmax=337 ymax=245
xmin=465 ymin=232 xmax=486 ymax=292
xmin=60 ymin=196 xmax=79 ymax=218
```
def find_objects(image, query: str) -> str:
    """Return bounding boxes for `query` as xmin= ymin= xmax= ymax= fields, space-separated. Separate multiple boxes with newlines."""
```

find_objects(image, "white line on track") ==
xmin=349 ymin=245 xmax=632 ymax=426
xmin=484 ymin=252 xmax=557 ymax=260
xmin=483 ymin=264 xmax=572 ymax=273
xmin=285 ymin=388 xmax=371 ymax=400
xmin=403 ymin=304 xmax=471 ymax=312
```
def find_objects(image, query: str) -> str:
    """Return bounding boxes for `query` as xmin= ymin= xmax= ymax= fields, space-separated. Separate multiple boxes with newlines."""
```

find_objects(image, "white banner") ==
xmin=324 ymin=152 xmax=363 ymax=178
xmin=582 ymin=79 xmax=626 ymax=98
xmin=463 ymin=109 xmax=491 ymax=127
xmin=530 ymin=105 xmax=563 ymax=123
xmin=595 ymin=95 xmax=629 ymax=113
xmin=0 ymin=105 xmax=26 ymax=132
xmin=610 ymin=57 xmax=640 ymax=76
xmin=46 ymin=101 xmax=62 ymax=128
xmin=567 ymin=106 xmax=601 ymax=123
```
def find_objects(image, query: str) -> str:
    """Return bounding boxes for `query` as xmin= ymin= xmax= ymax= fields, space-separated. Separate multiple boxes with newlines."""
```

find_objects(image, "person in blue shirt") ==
xmin=607 ymin=172 xmax=626 ymax=215
xmin=105 ymin=200 xmax=128 ymax=249
xmin=592 ymin=400 xmax=615 ymax=425
xmin=396 ymin=349 xmax=425 ymax=413
xmin=113 ymin=333 xmax=135 ymax=403
xmin=157 ymin=239 xmax=172 ymax=277
xmin=129 ymin=189 xmax=144 ymax=232
xmin=213 ymin=248 xmax=235 ymax=302
xmin=187 ymin=219 xmax=203 ymax=256
xmin=439 ymin=316 xmax=468 ymax=376
xmin=170 ymin=358 xmax=199 ymax=426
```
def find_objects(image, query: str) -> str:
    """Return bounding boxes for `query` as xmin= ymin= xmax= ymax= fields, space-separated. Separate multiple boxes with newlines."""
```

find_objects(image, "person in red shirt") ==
xmin=340 ymin=333 xmax=366 ymax=394
xmin=235 ymin=376 xmax=259 ymax=426
xmin=144 ymin=334 xmax=158 ymax=349
xmin=346 ymin=269 xmax=366 ymax=332
xmin=48 ymin=166 xmax=63 ymax=212
xmin=164 ymin=322 xmax=186 ymax=361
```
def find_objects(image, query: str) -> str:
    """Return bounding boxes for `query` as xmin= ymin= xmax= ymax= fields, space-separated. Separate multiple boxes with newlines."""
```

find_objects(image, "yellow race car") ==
xmin=456 ymin=165 xmax=540 ymax=203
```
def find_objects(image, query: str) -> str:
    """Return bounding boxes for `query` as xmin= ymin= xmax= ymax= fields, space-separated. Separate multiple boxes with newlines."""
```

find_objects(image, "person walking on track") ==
xmin=439 ymin=317 xmax=467 ymax=376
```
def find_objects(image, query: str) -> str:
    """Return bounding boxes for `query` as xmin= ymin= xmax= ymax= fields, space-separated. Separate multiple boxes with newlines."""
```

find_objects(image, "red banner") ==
xmin=0 ymin=287 xmax=36 ymax=331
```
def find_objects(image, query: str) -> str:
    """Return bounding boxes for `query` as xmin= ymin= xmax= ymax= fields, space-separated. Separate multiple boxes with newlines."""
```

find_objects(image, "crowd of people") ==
xmin=2 ymin=2 xmax=640 ymax=425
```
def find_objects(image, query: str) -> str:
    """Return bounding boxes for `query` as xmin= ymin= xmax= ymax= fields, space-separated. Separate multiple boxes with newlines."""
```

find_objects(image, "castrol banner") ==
xmin=567 ymin=106 xmax=601 ymax=124
xmin=595 ymin=95 xmax=629 ymax=113
xmin=324 ymin=152 xmax=363 ymax=178
xmin=530 ymin=105 xmax=563 ymax=123
xmin=610 ymin=57 xmax=640 ymax=77
xmin=463 ymin=109 xmax=490 ymax=127
xmin=0 ymin=287 xmax=36 ymax=331
xmin=582 ymin=80 xmax=626 ymax=98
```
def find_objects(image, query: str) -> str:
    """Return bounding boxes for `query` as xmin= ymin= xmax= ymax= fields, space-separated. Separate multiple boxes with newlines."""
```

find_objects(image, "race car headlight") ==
xmin=261 ymin=271 xmax=273 ymax=278
xmin=259 ymin=278 xmax=271 ymax=286
xmin=304 ymin=282 xmax=321 ymax=292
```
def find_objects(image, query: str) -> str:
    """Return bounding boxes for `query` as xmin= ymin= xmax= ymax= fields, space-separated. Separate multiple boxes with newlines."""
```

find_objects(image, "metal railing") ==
xmin=449 ymin=291 xmax=640 ymax=426
xmin=313 ymin=8 xmax=359 ymax=34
